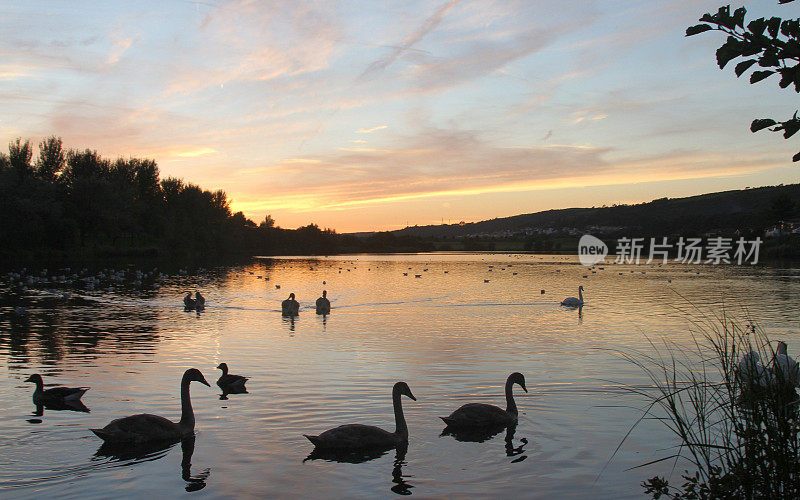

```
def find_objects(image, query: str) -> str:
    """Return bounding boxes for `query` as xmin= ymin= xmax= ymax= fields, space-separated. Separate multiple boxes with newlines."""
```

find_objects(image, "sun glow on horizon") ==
xmin=2 ymin=1 xmax=798 ymax=232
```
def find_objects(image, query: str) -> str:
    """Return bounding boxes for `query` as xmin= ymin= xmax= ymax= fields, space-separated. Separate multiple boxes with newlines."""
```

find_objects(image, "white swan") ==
xmin=737 ymin=350 xmax=770 ymax=389
xmin=561 ymin=286 xmax=584 ymax=307
xmin=773 ymin=341 xmax=800 ymax=387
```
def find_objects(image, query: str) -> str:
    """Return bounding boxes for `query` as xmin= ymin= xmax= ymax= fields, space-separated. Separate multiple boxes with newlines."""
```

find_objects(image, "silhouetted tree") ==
xmin=35 ymin=136 xmax=65 ymax=181
xmin=8 ymin=138 xmax=33 ymax=178
xmin=260 ymin=214 xmax=275 ymax=228
xmin=687 ymin=1 xmax=800 ymax=160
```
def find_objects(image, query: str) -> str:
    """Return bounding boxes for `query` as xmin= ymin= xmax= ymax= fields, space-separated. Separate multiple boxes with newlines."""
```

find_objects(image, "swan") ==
xmin=304 ymin=381 xmax=417 ymax=450
xmin=194 ymin=291 xmax=205 ymax=310
xmin=773 ymin=341 xmax=800 ymax=387
xmin=440 ymin=372 xmax=527 ymax=428
xmin=216 ymin=363 xmax=248 ymax=390
xmin=736 ymin=350 xmax=770 ymax=389
xmin=25 ymin=374 xmax=88 ymax=404
xmin=90 ymin=368 xmax=210 ymax=444
xmin=183 ymin=292 xmax=196 ymax=310
xmin=561 ymin=286 xmax=584 ymax=307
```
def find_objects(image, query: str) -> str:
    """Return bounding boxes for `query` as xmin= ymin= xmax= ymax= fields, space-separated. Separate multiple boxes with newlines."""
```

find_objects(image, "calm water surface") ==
xmin=1 ymin=253 xmax=799 ymax=498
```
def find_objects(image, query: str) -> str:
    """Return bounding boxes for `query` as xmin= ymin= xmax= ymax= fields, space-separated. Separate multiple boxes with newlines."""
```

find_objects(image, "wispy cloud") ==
xmin=356 ymin=125 xmax=387 ymax=133
xmin=359 ymin=0 xmax=460 ymax=81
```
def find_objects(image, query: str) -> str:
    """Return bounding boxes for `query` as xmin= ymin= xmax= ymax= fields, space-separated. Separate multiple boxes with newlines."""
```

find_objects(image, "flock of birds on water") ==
xmin=24 ymin=366 xmax=529 ymax=458
xmin=6 ymin=259 xmax=796 ymax=494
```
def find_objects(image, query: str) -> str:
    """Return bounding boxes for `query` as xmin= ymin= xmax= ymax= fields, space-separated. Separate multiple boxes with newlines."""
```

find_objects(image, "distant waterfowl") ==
xmin=90 ymin=368 xmax=210 ymax=444
xmin=183 ymin=292 xmax=196 ymax=310
xmin=440 ymin=372 xmax=527 ymax=428
xmin=561 ymin=286 xmax=584 ymax=307
xmin=25 ymin=374 xmax=88 ymax=404
xmin=281 ymin=293 xmax=300 ymax=316
xmin=304 ymin=381 xmax=417 ymax=450
xmin=216 ymin=363 xmax=248 ymax=390
xmin=194 ymin=291 xmax=205 ymax=310
xmin=316 ymin=290 xmax=331 ymax=315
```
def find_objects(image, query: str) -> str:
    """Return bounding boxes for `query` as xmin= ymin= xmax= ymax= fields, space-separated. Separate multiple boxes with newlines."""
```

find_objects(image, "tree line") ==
xmin=0 ymin=137 xmax=432 ymax=262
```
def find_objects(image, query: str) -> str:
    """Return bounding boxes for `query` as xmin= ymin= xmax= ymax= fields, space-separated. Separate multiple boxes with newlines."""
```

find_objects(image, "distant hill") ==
xmin=372 ymin=184 xmax=800 ymax=239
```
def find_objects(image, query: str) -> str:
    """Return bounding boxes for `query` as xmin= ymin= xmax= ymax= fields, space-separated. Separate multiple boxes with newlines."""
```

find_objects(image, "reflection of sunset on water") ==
xmin=1 ymin=254 xmax=799 ymax=497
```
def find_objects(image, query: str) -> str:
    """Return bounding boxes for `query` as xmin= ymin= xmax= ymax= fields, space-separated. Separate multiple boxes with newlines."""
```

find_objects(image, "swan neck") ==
xmin=578 ymin=287 xmax=583 ymax=302
xmin=393 ymin=389 xmax=408 ymax=439
xmin=505 ymin=379 xmax=518 ymax=415
xmin=179 ymin=376 xmax=194 ymax=430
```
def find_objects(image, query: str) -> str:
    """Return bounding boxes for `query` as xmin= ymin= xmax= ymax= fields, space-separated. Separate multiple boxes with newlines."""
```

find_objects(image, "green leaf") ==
xmin=735 ymin=59 xmax=757 ymax=77
xmin=751 ymin=119 xmax=777 ymax=132
xmin=750 ymin=70 xmax=775 ymax=84
xmin=793 ymin=151 xmax=800 ymax=162
xmin=686 ymin=24 xmax=713 ymax=36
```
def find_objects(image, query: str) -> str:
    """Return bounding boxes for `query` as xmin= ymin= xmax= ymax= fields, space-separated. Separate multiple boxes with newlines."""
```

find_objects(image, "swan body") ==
xmin=184 ymin=292 xmax=196 ymax=310
xmin=216 ymin=363 xmax=248 ymax=389
xmin=737 ymin=351 xmax=770 ymax=389
xmin=441 ymin=372 xmax=527 ymax=428
xmin=316 ymin=291 xmax=331 ymax=315
xmin=90 ymin=368 xmax=209 ymax=444
xmin=773 ymin=341 xmax=800 ymax=387
xmin=561 ymin=286 xmax=584 ymax=307
xmin=194 ymin=291 xmax=205 ymax=310
xmin=304 ymin=381 xmax=416 ymax=450
xmin=282 ymin=293 xmax=300 ymax=316
xmin=25 ymin=374 xmax=88 ymax=404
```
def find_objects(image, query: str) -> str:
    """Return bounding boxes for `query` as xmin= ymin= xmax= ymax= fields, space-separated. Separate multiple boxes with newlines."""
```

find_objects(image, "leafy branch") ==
xmin=686 ymin=1 xmax=800 ymax=161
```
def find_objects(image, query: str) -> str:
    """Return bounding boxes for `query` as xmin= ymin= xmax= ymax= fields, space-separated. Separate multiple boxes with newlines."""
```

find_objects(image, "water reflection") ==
xmin=440 ymin=423 xmax=528 ymax=462
xmin=32 ymin=399 xmax=90 ymax=416
xmin=391 ymin=443 xmax=414 ymax=496
xmin=181 ymin=436 xmax=210 ymax=492
xmin=283 ymin=315 xmax=297 ymax=332
xmin=304 ymin=443 xmax=414 ymax=496
xmin=94 ymin=435 xmax=209 ymax=493
xmin=219 ymin=384 xmax=249 ymax=400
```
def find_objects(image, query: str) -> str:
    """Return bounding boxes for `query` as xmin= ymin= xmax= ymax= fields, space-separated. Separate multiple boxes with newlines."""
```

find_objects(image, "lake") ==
xmin=1 ymin=253 xmax=799 ymax=498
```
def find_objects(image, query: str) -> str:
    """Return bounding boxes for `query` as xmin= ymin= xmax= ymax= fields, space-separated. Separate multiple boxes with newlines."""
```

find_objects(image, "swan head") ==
xmin=24 ymin=374 xmax=42 ymax=384
xmin=777 ymin=341 xmax=788 ymax=356
xmin=393 ymin=381 xmax=416 ymax=401
xmin=578 ymin=285 xmax=584 ymax=291
xmin=289 ymin=293 xmax=295 ymax=300
xmin=508 ymin=372 xmax=528 ymax=393
xmin=184 ymin=368 xmax=211 ymax=387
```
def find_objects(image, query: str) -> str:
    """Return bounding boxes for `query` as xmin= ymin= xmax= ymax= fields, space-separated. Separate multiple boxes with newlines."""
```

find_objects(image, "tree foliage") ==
xmin=687 ymin=1 xmax=800 ymax=161
xmin=0 ymin=136 xmax=434 ymax=261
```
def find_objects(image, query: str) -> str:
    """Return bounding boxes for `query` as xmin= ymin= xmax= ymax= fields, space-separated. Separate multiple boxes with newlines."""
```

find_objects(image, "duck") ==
xmin=183 ymin=292 xmax=196 ymax=310
xmin=440 ymin=372 xmax=527 ymax=428
xmin=90 ymin=368 xmax=210 ymax=444
xmin=25 ymin=374 xmax=88 ymax=404
xmin=304 ymin=381 xmax=417 ymax=450
xmin=561 ymin=286 xmax=584 ymax=307
xmin=216 ymin=363 xmax=248 ymax=390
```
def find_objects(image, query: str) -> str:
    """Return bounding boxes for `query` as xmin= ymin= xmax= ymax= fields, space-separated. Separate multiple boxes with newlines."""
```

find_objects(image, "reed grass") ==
xmin=618 ymin=311 xmax=800 ymax=498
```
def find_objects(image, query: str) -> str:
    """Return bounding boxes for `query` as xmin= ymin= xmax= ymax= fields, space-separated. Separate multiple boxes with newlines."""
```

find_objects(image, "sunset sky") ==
xmin=1 ymin=0 xmax=798 ymax=232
